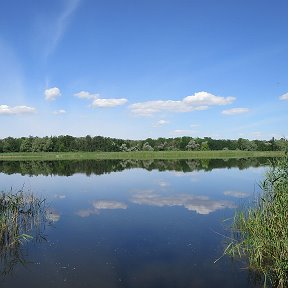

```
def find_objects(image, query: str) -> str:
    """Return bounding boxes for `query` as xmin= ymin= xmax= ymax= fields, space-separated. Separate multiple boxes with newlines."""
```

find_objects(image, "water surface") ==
xmin=0 ymin=159 xmax=269 ymax=287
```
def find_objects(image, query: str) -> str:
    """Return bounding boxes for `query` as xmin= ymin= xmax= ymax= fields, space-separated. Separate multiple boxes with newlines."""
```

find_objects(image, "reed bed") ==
xmin=225 ymin=156 xmax=288 ymax=287
xmin=0 ymin=189 xmax=46 ymax=275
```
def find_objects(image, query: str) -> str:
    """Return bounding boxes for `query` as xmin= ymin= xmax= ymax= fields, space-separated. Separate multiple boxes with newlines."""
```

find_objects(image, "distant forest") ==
xmin=0 ymin=135 xmax=287 ymax=153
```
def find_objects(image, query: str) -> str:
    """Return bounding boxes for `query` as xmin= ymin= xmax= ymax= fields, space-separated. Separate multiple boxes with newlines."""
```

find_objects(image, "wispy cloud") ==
xmin=279 ymin=92 xmax=288 ymax=100
xmin=45 ymin=87 xmax=61 ymax=101
xmin=221 ymin=107 xmax=249 ymax=115
xmin=75 ymin=90 xmax=128 ymax=108
xmin=129 ymin=91 xmax=235 ymax=116
xmin=0 ymin=105 xmax=36 ymax=115
xmin=153 ymin=119 xmax=169 ymax=127
xmin=53 ymin=109 xmax=66 ymax=115
xmin=42 ymin=0 xmax=81 ymax=57
xmin=172 ymin=129 xmax=197 ymax=135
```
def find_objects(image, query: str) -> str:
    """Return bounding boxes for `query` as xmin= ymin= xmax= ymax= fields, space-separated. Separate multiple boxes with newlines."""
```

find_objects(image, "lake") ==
xmin=0 ymin=158 xmax=270 ymax=287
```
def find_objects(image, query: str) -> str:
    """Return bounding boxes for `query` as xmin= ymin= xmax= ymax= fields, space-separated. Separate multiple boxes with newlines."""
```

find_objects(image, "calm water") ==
xmin=0 ymin=159 xmax=270 ymax=287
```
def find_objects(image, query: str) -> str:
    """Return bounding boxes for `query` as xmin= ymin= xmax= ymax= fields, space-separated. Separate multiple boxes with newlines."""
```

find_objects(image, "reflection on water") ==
xmin=223 ymin=190 xmax=250 ymax=198
xmin=130 ymin=190 xmax=236 ymax=215
xmin=76 ymin=201 xmax=128 ymax=217
xmin=0 ymin=159 xmax=268 ymax=287
xmin=0 ymin=157 xmax=271 ymax=176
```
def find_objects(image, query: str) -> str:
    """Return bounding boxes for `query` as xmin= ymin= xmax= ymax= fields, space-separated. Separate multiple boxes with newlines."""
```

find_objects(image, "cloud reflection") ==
xmin=76 ymin=200 xmax=127 ymax=217
xmin=131 ymin=190 xmax=235 ymax=215
xmin=46 ymin=210 xmax=61 ymax=222
xmin=223 ymin=190 xmax=249 ymax=198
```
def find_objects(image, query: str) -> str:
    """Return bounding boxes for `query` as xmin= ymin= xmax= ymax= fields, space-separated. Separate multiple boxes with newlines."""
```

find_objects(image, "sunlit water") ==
xmin=0 ymin=159 xmax=269 ymax=287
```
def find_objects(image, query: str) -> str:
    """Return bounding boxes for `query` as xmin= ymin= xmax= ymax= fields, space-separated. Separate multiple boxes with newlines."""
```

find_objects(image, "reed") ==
xmin=224 ymin=156 xmax=288 ymax=287
xmin=0 ymin=188 xmax=46 ymax=275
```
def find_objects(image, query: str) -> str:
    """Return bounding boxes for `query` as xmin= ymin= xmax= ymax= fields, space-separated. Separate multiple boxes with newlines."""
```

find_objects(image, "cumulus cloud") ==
xmin=130 ymin=190 xmax=235 ymax=215
xmin=129 ymin=91 xmax=235 ymax=116
xmin=45 ymin=87 xmax=61 ymax=101
xmin=74 ymin=91 xmax=99 ymax=99
xmin=53 ymin=109 xmax=66 ymax=115
xmin=91 ymin=98 xmax=128 ymax=108
xmin=75 ymin=90 xmax=128 ymax=108
xmin=0 ymin=105 xmax=36 ymax=115
xmin=221 ymin=107 xmax=249 ymax=115
xmin=183 ymin=91 xmax=235 ymax=105
xmin=279 ymin=92 xmax=288 ymax=100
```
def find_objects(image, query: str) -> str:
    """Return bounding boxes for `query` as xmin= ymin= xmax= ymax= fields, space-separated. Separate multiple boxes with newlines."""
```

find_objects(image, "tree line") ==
xmin=0 ymin=135 xmax=287 ymax=153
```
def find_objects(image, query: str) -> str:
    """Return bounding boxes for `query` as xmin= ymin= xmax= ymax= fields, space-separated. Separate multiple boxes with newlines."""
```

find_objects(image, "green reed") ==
xmin=224 ymin=156 xmax=288 ymax=287
xmin=0 ymin=188 xmax=46 ymax=275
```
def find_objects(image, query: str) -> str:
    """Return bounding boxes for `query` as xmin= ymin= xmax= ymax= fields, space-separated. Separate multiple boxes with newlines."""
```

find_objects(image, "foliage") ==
xmin=224 ymin=156 xmax=288 ymax=287
xmin=0 ymin=135 xmax=287 ymax=154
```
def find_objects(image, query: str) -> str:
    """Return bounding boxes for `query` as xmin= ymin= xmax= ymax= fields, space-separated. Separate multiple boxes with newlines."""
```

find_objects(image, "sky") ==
xmin=0 ymin=0 xmax=287 ymax=140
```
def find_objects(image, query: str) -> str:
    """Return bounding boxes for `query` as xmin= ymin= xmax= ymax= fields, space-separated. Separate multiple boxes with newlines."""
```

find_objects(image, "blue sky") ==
xmin=0 ymin=0 xmax=287 ymax=140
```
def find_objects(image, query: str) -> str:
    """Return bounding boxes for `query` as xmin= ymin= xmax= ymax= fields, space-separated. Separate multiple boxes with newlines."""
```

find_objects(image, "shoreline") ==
xmin=0 ymin=151 xmax=285 ymax=161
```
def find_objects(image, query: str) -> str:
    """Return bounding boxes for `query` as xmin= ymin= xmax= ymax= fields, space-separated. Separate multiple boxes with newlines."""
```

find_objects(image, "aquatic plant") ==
xmin=0 ymin=188 xmax=47 ymax=275
xmin=224 ymin=156 xmax=288 ymax=287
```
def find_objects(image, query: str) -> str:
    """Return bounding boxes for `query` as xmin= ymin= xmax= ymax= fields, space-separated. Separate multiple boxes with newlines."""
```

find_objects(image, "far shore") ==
xmin=0 ymin=150 xmax=285 ymax=161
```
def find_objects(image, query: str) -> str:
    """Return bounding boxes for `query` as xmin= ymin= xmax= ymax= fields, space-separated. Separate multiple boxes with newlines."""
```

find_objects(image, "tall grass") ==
xmin=0 ymin=188 xmax=46 ymax=275
xmin=224 ymin=156 xmax=288 ymax=287
xmin=0 ymin=150 xmax=285 ymax=161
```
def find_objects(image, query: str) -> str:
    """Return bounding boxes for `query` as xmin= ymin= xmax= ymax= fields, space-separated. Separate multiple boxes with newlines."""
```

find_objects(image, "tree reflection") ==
xmin=0 ymin=158 xmax=272 ymax=177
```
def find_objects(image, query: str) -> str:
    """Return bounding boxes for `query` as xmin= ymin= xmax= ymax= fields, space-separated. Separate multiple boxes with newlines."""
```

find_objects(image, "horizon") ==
xmin=0 ymin=133 xmax=283 ymax=142
xmin=0 ymin=0 xmax=287 ymax=140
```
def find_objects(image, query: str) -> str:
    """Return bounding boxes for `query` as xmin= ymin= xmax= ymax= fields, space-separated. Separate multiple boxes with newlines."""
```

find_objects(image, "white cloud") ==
xmin=45 ymin=87 xmax=61 ymax=101
xmin=129 ymin=91 xmax=235 ymax=116
xmin=74 ymin=91 xmax=99 ymax=99
xmin=0 ymin=105 xmax=36 ymax=115
xmin=153 ymin=119 xmax=169 ymax=127
xmin=91 ymin=98 xmax=128 ymax=108
xmin=75 ymin=90 xmax=128 ymax=108
xmin=279 ymin=92 xmax=288 ymax=100
xmin=183 ymin=91 xmax=235 ymax=105
xmin=221 ymin=107 xmax=249 ymax=115
xmin=53 ymin=109 xmax=66 ymax=115
xmin=41 ymin=0 xmax=81 ymax=58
